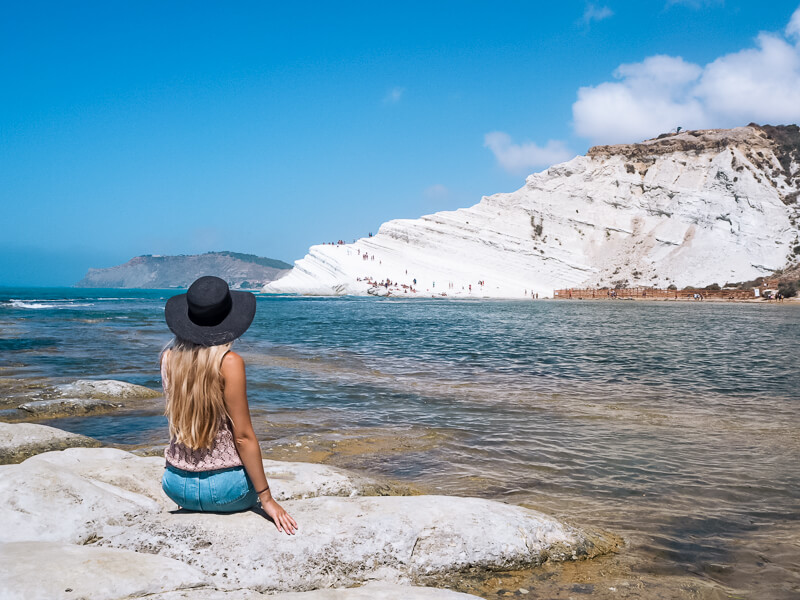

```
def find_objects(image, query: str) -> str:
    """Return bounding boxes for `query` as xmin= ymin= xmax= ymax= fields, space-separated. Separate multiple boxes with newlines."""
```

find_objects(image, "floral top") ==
xmin=162 ymin=362 xmax=243 ymax=472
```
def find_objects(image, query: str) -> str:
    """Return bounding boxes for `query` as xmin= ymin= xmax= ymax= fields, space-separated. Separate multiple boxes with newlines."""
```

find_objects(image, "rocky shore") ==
xmin=0 ymin=376 xmax=163 ymax=426
xmin=0 ymin=374 xmax=164 ymax=461
xmin=0 ymin=422 xmax=616 ymax=599
xmin=0 ymin=421 xmax=100 ymax=463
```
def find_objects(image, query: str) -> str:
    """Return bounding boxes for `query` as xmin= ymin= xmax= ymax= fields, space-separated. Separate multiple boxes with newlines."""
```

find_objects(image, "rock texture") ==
xmin=0 ymin=447 xmax=613 ymax=598
xmin=53 ymin=379 xmax=161 ymax=399
xmin=19 ymin=447 xmax=391 ymax=509
xmin=1 ymin=543 xmax=481 ymax=600
xmin=0 ymin=377 xmax=161 ymax=417
xmin=0 ymin=422 xmax=100 ymax=464
xmin=18 ymin=397 xmax=121 ymax=416
xmin=0 ymin=542 xmax=208 ymax=600
xmin=6 ymin=379 xmax=161 ymax=420
xmin=76 ymin=251 xmax=292 ymax=289
xmin=120 ymin=583 xmax=482 ymax=600
xmin=267 ymin=584 xmax=483 ymax=600
xmin=266 ymin=125 xmax=800 ymax=298
xmin=101 ymin=495 xmax=602 ymax=591
xmin=145 ymin=582 xmax=484 ymax=599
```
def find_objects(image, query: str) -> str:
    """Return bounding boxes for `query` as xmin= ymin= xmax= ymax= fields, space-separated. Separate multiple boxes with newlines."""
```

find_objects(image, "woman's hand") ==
xmin=261 ymin=497 xmax=298 ymax=535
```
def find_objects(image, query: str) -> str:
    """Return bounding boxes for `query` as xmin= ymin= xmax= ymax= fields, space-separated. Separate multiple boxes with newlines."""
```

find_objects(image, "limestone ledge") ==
xmin=148 ymin=582 xmax=483 ymax=599
xmin=18 ymin=397 xmax=123 ymax=417
xmin=53 ymin=379 xmax=161 ymax=400
xmin=1 ymin=377 xmax=162 ymax=421
xmin=0 ymin=543 xmax=478 ymax=600
xmin=0 ymin=432 xmax=617 ymax=599
xmin=0 ymin=421 xmax=101 ymax=464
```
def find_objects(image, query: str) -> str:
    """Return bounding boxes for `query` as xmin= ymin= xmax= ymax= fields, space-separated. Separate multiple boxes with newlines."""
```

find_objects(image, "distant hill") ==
xmin=75 ymin=252 xmax=293 ymax=289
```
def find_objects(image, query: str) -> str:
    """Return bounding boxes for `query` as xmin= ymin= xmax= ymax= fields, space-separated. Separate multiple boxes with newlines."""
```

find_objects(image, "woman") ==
xmin=160 ymin=275 xmax=297 ymax=534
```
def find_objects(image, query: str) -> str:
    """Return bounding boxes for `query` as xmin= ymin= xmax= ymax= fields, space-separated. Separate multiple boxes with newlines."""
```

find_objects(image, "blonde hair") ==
xmin=162 ymin=338 xmax=233 ymax=450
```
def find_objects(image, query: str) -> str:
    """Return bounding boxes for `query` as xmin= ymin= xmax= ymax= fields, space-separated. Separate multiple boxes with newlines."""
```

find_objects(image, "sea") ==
xmin=1 ymin=287 xmax=798 ymax=599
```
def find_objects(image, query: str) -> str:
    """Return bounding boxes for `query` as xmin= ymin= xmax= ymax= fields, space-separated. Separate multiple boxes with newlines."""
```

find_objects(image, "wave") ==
xmin=7 ymin=300 xmax=95 ymax=309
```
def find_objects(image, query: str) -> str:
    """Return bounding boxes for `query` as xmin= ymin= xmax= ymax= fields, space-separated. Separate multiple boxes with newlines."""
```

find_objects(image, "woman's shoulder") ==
xmin=221 ymin=351 xmax=246 ymax=389
xmin=221 ymin=350 xmax=245 ymax=371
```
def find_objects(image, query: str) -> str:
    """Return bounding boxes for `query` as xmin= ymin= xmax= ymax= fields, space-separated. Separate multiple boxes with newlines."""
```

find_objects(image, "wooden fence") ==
xmin=553 ymin=287 xmax=757 ymax=300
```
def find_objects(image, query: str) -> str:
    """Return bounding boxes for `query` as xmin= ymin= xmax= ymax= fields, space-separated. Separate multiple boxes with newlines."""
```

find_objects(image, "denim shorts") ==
xmin=162 ymin=464 xmax=258 ymax=512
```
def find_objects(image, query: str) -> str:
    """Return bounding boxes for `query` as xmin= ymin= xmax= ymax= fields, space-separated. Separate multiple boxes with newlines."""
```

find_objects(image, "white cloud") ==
xmin=697 ymin=33 xmax=800 ymax=124
xmin=424 ymin=184 xmax=450 ymax=199
xmin=572 ymin=8 xmax=800 ymax=144
xmin=787 ymin=6 xmax=800 ymax=39
xmin=573 ymin=55 xmax=706 ymax=143
xmin=582 ymin=3 xmax=613 ymax=25
xmin=484 ymin=132 xmax=574 ymax=174
xmin=383 ymin=87 xmax=405 ymax=104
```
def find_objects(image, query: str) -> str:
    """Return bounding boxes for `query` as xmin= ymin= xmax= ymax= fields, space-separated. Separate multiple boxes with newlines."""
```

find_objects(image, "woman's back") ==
xmin=160 ymin=276 xmax=296 ymax=533
xmin=162 ymin=356 xmax=243 ymax=471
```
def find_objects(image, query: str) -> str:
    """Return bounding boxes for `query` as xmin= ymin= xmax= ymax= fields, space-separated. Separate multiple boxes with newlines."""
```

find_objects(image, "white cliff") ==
xmin=266 ymin=125 xmax=800 ymax=298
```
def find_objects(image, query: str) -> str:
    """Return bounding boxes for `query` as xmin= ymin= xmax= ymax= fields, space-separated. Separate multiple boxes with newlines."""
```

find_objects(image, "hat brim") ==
xmin=164 ymin=290 xmax=256 ymax=346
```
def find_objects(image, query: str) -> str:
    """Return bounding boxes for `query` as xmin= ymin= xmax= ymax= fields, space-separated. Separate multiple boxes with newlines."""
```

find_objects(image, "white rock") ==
xmin=0 ymin=541 xmax=208 ymax=600
xmin=0 ymin=458 xmax=161 ymax=544
xmin=268 ymin=583 xmax=483 ymax=600
xmin=24 ymin=447 xmax=169 ymax=507
xmin=269 ymin=583 xmax=483 ymax=599
xmin=259 ymin=458 xmax=385 ymax=500
xmin=0 ymin=422 xmax=99 ymax=464
xmin=55 ymin=379 xmax=161 ymax=399
xmin=142 ymin=589 xmax=267 ymax=600
xmin=101 ymin=495 xmax=597 ymax=591
xmin=1 ymin=447 xmax=610 ymax=595
xmin=22 ymin=447 xmax=384 ymax=508
xmin=0 ymin=447 xmax=394 ymax=544
xmin=144 ymin=589 xmax=266 ymax=600
xmin=147 ymin=582 xmax=482 ymax=599
xmin=266 ymin=126 xmax=800 ymax=298
xmin=18 ymin=397 xmax=121 ymax=416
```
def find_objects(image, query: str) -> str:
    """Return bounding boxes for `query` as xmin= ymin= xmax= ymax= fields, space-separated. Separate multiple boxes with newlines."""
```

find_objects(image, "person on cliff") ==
xmin=160 ymin=276 xmax=297 ymax=534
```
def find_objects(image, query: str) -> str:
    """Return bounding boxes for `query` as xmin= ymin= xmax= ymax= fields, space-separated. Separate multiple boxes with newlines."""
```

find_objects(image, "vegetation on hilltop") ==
xmin=207 ymin=251 xmax=292 ymax=270
xmin=140 ymin=251 xmax=292 ymax=270
xmin=76 ymin=251 xmax=293 ymax=289
xmin=753 ymin=124 xmax=800 ymax=177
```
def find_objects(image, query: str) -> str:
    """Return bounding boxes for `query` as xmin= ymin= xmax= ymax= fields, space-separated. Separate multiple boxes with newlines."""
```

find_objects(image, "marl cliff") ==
xmin=266 ymin=125 xmax=800 ymax=298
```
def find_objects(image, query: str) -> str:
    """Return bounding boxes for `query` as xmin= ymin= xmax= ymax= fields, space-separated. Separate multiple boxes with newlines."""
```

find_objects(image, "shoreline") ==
xmin=4 ymin=285 xmax=798 ymax=304
xmin=258 ymin=292 xmax=800 ymax=304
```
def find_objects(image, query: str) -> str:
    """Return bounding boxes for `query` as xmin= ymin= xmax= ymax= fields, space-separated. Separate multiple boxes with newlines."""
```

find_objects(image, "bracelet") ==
xmin=256 ymin=485 xmax=270 ymax=495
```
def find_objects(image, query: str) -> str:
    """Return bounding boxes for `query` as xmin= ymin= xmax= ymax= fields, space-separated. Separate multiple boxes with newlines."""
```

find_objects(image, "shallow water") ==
xmin=1 ymin=288 xmax=798 ymax=598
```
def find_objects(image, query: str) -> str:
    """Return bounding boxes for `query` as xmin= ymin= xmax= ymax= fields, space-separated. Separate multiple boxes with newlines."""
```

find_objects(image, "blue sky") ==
xmin=3 ymin=1 xmax=800 ymax=285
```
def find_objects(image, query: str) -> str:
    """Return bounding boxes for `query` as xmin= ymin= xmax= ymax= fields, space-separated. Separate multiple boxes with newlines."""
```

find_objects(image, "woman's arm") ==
xmin=221 ymin=351 xmax=297 ymax=535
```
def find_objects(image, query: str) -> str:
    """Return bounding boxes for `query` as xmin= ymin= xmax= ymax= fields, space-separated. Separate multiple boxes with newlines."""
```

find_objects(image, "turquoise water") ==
xmin=1 ymin=287 xmax=799 ymax=598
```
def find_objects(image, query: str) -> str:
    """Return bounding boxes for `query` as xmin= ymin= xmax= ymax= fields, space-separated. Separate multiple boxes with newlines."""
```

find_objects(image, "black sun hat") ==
xmin=165 ymin=276 xmax=256 ymax=346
